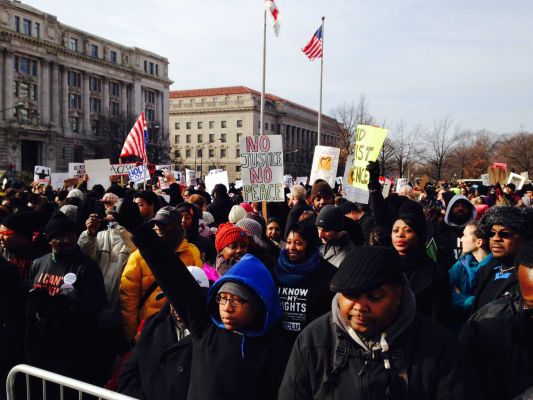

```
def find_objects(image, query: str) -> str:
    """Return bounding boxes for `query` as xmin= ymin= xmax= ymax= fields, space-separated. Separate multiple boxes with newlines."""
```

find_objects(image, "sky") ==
xmin=25 ymin=0 xmax=533 ymax=135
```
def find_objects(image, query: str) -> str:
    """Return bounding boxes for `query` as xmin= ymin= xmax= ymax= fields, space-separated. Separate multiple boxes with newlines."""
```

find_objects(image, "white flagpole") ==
xmin=317 ymin=16 xmax=325 ymax=146
xmin=260 ymin=8 xmax=267 ymax=136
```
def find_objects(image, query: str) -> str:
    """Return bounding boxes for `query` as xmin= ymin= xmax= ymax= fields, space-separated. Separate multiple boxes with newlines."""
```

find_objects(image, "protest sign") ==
xmin=419 ymin=175 xmax=429 ymax=190
xmin=185 ymin=169 xmax=197 ymax=186
xmin=128 ymin=165 xmax=150 ymax=183
xmin=382 ymin=178 xmax=392 ymax=198
xmin=234 ymin=180 xmax=243 ymax=189
xmin=296 ymin=176 xmax=308 ymax=186
xmin=342 ymin=155 xmax=369 ymax=203
xmin=84 ymin=159 xmax=111 ymax=189
xmin=50 ymin=173 xmax=69 ymax=189
xmin=109 ymin=163 xmax=136 ymax=177
xmin=283 ymin=175 xmax=293 ymax=188
xmin=205 ymin=170 xmax=229 ymax=194
xmin=240 ymin=135 xmax=284 ymax=202
xmin=172 ymin=171 xmax=182 ymax=182
xmin=33 ymin=166 xmax=51 ymax=184
xmin=493 ymin=162 xmax=507 ymax=169
xmin=396 ymin=178 xmax=409 ymax=192
xmin=63 ymin=178 xmax=78 ymax=188
xmin=209 ymin=168 xmax=224 ymax=175
xmin=309 ymin=145 xmax=340 ymax=187
xmin=488 ymin=165 xmax=508 ymax=185
xmin=347 ymin=125 xmax=388 ymax=190
xmin=156 ymin=164 xmax=172 ymax=172
xmin=68 ymin=163 xmax=85 ymax=181
xmin=481 ymin=173 xmax=490 ymax=186
xmin=520 ymin=171 xmax=529 ymax=181
xmin=508 ymin=172 xmax=526 ymax=190
xmin=335 ymin=177 xmax=343 ymax=186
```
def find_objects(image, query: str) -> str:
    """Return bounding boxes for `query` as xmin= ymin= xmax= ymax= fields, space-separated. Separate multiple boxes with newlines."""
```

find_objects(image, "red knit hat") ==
xmin=215 ymin=223 xmax=248 ymax=253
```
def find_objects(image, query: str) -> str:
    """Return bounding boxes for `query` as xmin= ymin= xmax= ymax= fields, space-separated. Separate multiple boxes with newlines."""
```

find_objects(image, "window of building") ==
xmin=35 ymin=22 xmax=40 ymax=39
xmin=197 ymin=148 xmax=202 ymax=158
xmin=69 ymin=93 xmax=81 ymax=109
xmin=69 ymin=38 xmax=78 ymax=52
xmin=185 ymin=149 xmax=191 ymax=158
xmin=149 ymin=62 xmax=154 ymax=74
xmin=89 ymin=77 xmax=101 ymax=92
xmin=237 ymin=96 xmax=242 ymax=102
xmin=197 ymin=134 xmax=203 ymax=143
xmin=144 ymin=60 xmax=148 ymax=72
xmin=175 ymin=122 xmax=180 ymax=130
xmin=144 ymin=90 xmax=155 ymax=104
xmin=90 ymin=98 xmax=101 ymax=113
xmin=145 ymin=108 xmax=155 ymax=122
xmin=237 ymin=120 xmax=243 ymax=128
xmin=196 ymin=165 xmax=202 ymax=172
xmin=224 ymin=96 xmax=230 ymax=103
xmin=237 ymin=133 xmax=242 ymax=142
xmin=236 ymin=165 xmax=241 ymax=172
xmin=18 ymin=57 xmax=29 ymax=74
xmin=186 ymin=135 xmax=191 ymax=144
xmin=236 ymin=148 xmax=240 ymax=158
xmin=221 ymin=120 xmax=227 ymax=128
xmin=68 ymin=70 xmax=81 ymax=88
xmin=110 ymin=81 xmax=120 ymax=96
xmin=220 ymin=149 xmax=226 ymax=158
xmin=30 ymin=84 xmax=37 ymax=101
xmin=90 ymin=44 xmax=98 ymax=58
xmin=186 ymin=122 xmax=191 ymax=129
xmin=197 ymin=121 xmax=203 ymax=129
xmin=69 ymin=117 xmax=80 ymax=133
xmin=110 ymin=50 xmax=117 ymax=63
xmin=14 ymin=16 xmax=20 ymax=32
xmin=209 ymin=149 xmax=215 ymax=158
xmin=174 ymin=150 xmax=181 ymax=158
xmin=174 ymin=135 xmax=179 ymax=144
xmin=91 ymin=119 xmax=100 ymax=135
xmin=155 ymin=64 xmax=159 ymax=76
xmin=265 ymin=122 xmax=268 ymax=130
xmin=110 ymin=101 xmax=120 ymax=116
xmin=209 ymin=133 xmax=214 ymax=143
xmin=220 ymin=133 xmax=227 ymax=143
xmin=209 ymin=121 xmax=214 ymax=129
xmin=22 ymin=19 xmax=31 ymax=36
xmin=15 ymin=107 xmax=28 ymax=121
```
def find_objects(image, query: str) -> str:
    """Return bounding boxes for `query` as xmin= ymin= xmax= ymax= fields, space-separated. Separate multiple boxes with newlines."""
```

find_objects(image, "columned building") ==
xmin=169 ymin=86 xmax=338 ymax=182
xmin=0 ymin=0 xmax=172 ymax=173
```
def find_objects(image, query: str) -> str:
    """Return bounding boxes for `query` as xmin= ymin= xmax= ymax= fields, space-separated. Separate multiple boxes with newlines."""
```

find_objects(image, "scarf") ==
xmin=274 ymin=248 xmax=321 ymax=286
xmin=215 ymin=253 xmax=239 ymax=276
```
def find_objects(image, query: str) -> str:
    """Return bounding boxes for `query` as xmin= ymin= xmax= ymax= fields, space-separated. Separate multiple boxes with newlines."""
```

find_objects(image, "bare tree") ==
xmin=447 ymin=130 xmax=494 ymax=179
xmin=493 ymin=131 xmax=533 ymax=176
xmin=377 ymin=137 xmax=396 ymax=177
xmin=420 ymin=116 xmax=461 ymax=181
xmin=390 ymin=121 xmax=421 ymax=178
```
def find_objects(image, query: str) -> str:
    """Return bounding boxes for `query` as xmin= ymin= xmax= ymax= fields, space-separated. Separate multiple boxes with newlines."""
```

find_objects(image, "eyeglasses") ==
xmin=0 ymin=229 xmax=15 ymax=236
xmin=489 ymin=230 xmax=516 ymax=239
xmin=215 ymin=295 xmax=247 ymax=307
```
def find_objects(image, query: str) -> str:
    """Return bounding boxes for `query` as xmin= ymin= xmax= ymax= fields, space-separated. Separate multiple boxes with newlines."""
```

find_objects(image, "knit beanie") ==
xmin=45 ymin=212 xmax=78 ymax=240
xmin=310 ymin=181 xmax=334 ymax=201
xmin=215 ymin=223 xmax=248 ymax=252
xmin=2 ymin=211 xmax=41 ymax=240
xmin=236 ymin=217 xmax=263 ymax=243
xmin=316 ymin=205 xmax=344 ymax=231
xmin=217 ymin=281 xmax=260 ymax=311
xmin=67 ymin=188 xmax=84 ymax=200
xmin=59 ymin=204 xmax=78 ymax=224
xmin=330 ymin=246 xmax=403 ymax=294
xmin=228 ymin=205 xmax=247 ymax=224
xmin=240 ymin=202 xmax=254 ymax=213
xmin=480 ymin=206 xmax=526 ymax=235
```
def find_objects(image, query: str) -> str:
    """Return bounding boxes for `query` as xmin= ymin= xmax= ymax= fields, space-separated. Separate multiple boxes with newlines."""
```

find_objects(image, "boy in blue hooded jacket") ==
xmin=131 ymin=223 xmax=291 ymax=400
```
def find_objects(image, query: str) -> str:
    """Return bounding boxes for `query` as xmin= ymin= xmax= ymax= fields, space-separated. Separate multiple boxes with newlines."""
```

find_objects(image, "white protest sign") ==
xmin=128 ymin=165 xmax=150 ymax=183
xmin=110 ymin=163 xmax=137 ymax=177
xmin=234 ymin=179 xmax=243 ymax=189
xmin=33 ymin=166 xmax=51 ymax=184
xmin=172 ymin=170 xmax=182 ymax=182
xmin=342 ymin=155 xmax=369 ymax=203
xmin=508 ymin=172 xmax=526 ymax=190
xmin=296 ymin=176 xmax=308 ymax=185
xmin=335 ymin=176 xmax=343 ymax=186
xmin=205 ymin=170 xmax=229 ymax=194
xmin=209 ymin=168 xmax=224 ymax=175
xmin=520 ymin=171 xmax=529 ymax=182
xmin=283 ymin=175 xmax=293 ymax=188
xmin=186 ymin=169 xmax=197 ymax=186
xmin=156 ymin=164 xmax=172 ymax=171
xmin=382 ymin=178 xmax=392 ymax=198
xmin=396 ymin=178 xmax=409 ymax=192
xmin=481 ymin=173 xmax=490 ymax=186
xmin=50 ymin=173 xmax=69 ymax=189
xmin=240 ymin=135 xmax=284 ymax=202
xmin=68 ymin=163 xmax=85 ymax=181
xmin=158 ymin=177 xmax=170 ymax=190
xmin=309 ymin=146 xmax=340 ymax=187
xmin=84 ymin=159 xmax=111 ymax=189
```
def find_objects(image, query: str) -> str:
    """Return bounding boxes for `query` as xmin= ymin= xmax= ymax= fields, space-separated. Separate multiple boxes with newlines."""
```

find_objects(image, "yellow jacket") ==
xmin=120 ymin=238 xmax=202 ymax=341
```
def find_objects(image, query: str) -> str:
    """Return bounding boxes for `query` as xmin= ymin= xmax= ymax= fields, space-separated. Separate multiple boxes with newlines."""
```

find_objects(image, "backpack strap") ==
xmin=138 ymin=281 xmax=159 ymax=310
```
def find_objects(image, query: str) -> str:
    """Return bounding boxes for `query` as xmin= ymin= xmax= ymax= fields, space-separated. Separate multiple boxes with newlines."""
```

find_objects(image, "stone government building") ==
xmin=169 ymin=86 xmax=339 ymax=182
xmin=0 ymin=0 xmax=171 ymax=173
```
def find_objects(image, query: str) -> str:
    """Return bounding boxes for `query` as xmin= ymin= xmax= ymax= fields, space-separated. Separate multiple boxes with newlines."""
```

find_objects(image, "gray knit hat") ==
xmin=236 ymin=218 xmax=262 ymax=243
xmin=480 ymin=206 xmax=526 ymax=235
xmin=218 ymin=282 xmax=260 ymax=310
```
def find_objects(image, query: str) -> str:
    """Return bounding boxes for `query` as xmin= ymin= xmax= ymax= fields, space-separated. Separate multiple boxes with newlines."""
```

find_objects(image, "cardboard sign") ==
xmin=84 ymin=159 xmax=111 ymax=189
xmin=68 ymin=163 xmax=85 ymax=181
xmin=128 ymin=165 xmax=150 ymax=183
xmin=205 ymin=170 xmax=229 ymax=194
xmin=507 ymin=172 xmax=526 ymax=190
xmin=309 ymin=145 xmax=340 ymax=187
xmin=63 ymin=178 xmax=79 ymax=188
xmin=488 ymin=166 xmax=508 ymax=186
xmin=33 ymin=166 xmax=51 ymax=184
xmin=50 ymin=173 xmax=69 ymax=189
xmin=481 ymin=173 xmax=490 ymax=186
xmin=419 ymin=175 xmax=429 ymax=190
xmin=296 ymin=176 xmax=308 ymax=186
xmin=342 ymin=155 xmax=369 ymax=203
xmin=348 ymin=125 xmax=388 ymax=191
xmin=240 ymin=135 xmax=284 ymax=202
xmin=110 ymin=163 xmax=137 ymax=177
xmin=185 ymin=169 xmax=197 ymax=186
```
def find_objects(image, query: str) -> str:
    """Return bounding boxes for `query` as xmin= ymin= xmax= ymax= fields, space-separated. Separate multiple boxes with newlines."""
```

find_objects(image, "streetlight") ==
xmin=195 ymin=139 xmax=221 ymax=181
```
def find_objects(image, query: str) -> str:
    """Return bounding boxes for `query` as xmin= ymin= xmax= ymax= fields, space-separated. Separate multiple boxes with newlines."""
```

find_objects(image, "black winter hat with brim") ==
xmin=330 ymin=246 xmax=403 ymax=294
xmin=45 ymin=212 xmax=78 ymax=240
xmin=2 ymin=211 xmax=41 ymax=240
xmin=316 ymin=205 xmax=344 ymax=231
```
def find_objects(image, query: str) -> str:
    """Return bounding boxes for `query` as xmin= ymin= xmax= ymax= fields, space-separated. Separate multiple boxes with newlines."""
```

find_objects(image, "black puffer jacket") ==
xmin=279 ymin=291 xmax=475 ymax=400
xmin=207 ymin=195 xmax=233 ymax=226
xmin=460 ymin=294 xmax=533 ymax=400
xmin=284 ymin=200 xmax=311 ymax=240
xmin=119 ymin=303 xmax=192 ymax=400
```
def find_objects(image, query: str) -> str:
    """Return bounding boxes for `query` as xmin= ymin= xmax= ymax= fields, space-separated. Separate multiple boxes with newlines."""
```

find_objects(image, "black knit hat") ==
xmin=2 ymin=211 xmax=41 ymax=240
xmin=330 ymin=246 xmax=403 ymax=294
xmin=339 ymin=201 xmax=358 ymax=215
xmin=45 ymin=212 xmax=78 ymax=240
xmin=310 ymin=181 xmax=334 ymax=201
xmin=316 ymin=205 xmax=344 ymax=231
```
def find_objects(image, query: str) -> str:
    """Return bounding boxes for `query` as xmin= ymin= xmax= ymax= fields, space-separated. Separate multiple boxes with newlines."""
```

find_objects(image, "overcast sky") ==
xmin=26 ymin=0 xmax=533 ymax=135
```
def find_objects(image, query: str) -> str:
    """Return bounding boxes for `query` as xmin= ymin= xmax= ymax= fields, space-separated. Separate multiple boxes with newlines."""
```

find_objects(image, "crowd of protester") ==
xmin=0 ymin=161 xmax=532 ymax=400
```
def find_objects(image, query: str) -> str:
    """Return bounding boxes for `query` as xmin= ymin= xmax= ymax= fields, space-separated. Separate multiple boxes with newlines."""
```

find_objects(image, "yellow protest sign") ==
xmin=348 ymin=125 xmax=389 ymax=190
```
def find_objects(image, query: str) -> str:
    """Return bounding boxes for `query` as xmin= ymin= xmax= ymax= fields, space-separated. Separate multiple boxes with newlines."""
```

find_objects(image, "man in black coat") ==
xmin=460 ymin=240 xmax=533 ymax=400
xmin=279 ymin=246 xmax=476 ymax=400
xmin=207 ymin=184 xmax=233 ymax=227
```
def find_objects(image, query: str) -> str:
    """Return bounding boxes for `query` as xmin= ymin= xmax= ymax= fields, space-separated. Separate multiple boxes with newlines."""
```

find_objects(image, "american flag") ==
xmin=265 ymin=0 xmax=281 ymax=36
xmin=120 ymin=112 xmax=148 ymax=163
xmin=302 ymin=26 xmax=323 ymax=61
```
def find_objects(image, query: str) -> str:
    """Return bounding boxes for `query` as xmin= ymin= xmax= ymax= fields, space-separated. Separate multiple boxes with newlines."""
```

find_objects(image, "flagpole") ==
xmin=260 ymin=8 xmax=267 ymax=136
xmin=317 ymin=16 xmax=325 ymax=146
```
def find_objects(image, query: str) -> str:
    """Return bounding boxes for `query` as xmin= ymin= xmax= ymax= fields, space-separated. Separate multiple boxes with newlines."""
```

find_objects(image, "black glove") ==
xmin=366 ymin=161 xmax=381 ymax=191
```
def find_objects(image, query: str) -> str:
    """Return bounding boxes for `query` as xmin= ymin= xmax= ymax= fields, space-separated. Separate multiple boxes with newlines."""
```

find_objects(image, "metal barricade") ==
xmin=6 ymin=364 xmax=137 ymax=400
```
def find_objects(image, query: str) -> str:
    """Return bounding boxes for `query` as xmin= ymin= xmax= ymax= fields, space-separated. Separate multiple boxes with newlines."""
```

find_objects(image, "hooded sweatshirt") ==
xmin=131 ymin=225 xmax=291 ymax=400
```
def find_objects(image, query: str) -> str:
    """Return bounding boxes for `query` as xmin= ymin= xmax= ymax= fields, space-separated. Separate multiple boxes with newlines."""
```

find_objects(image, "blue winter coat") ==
xmin=449 ymin=253 xmax=493 ymax=310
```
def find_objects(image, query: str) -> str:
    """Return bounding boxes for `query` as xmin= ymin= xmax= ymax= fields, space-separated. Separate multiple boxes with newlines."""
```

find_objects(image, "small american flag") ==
xmin=302 ymin=26 xmax=323 ymax=61
xmin=120 ymin=112 xmax=148 ymax=163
